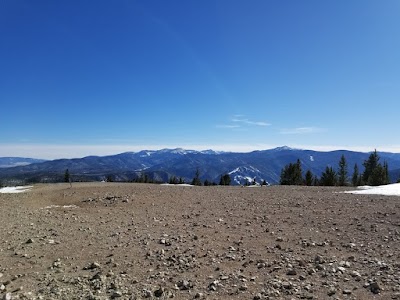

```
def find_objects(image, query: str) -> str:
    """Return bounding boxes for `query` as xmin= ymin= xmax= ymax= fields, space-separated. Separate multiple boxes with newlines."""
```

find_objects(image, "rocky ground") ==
xmin=0 ymin=182 xmax=399 ymax=300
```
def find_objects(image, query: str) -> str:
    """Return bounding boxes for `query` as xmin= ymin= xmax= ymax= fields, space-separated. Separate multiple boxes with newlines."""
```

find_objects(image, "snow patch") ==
xmin=42 ymin=205 xmax=79 ymax=209
xmin=0 ymin=186 xmax=33 ymax=193
xmin=344 ymin=183 xmax=400 ymax=196
xmin=160 ymin=183 xmax=194 ymax=187
xmin=310 ymin=155 xmax=314 ymax=162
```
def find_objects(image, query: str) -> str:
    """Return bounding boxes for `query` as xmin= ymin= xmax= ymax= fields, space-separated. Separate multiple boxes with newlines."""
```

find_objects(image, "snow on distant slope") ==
xmin=0 ymin=186 xmax=33 ymax=193
xmin=345 ymin=183 xmax=400 ymax=196
xmin=228 ymin=166 xmax=266 ymax=185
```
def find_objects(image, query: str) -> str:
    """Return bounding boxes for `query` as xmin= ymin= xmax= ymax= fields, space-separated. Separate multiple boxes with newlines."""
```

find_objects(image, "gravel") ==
xmin=0 ymin=182 xmax=399 ymax=299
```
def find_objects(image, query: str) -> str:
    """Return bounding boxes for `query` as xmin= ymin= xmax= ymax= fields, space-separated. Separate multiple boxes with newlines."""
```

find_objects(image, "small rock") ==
xmin=194 ymin=292 xmax=204 ymax=298
xmin=85 ymin=262 xmax=101 ymax=270
xmin=154 ymin=287 xmax=164 ymax=297
xmin=111 ymin=290 xmax=122 ymax=298
xmin=239 ymin=284 xmax=248 ymax=291
xmin=177 ymin=280 xmax=191 ymax=290
xmin=3 ymin=293 xmax=12 ymax=300
xmin=327 ymin=287 xmax=336 ymax=296
xmin=26 ymin=238 xmax=34 ymax=244
xmin=342 ymin=289 xmax=352 ymax=295
xmin=350 ymin=271 xmax=361 ymax=277
xmin=337 ymin=266 xmax=346 ymax=273
xmin=253 ymin=293 xmax=262 ymax=300
xmin=287 ymin=269 xmax=297 ymax=276
xmin=369 ymin=282 xmax=381 ymax=294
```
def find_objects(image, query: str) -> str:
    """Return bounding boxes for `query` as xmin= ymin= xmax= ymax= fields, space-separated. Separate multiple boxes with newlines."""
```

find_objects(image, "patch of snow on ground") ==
xmin=345 ymin=183 xmax=400 ymax=196
xmin=42 ymin=205 xmax=79 ymax=209
xmin=160 ymin=183 xmax=194 ymax=187
xmin=0 ymin=186 xmax=33 ymax=193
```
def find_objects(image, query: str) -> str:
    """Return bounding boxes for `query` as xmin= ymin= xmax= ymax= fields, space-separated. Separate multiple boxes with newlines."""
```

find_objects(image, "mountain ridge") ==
xmin=1 ymin=147 xmax=399 ymax=185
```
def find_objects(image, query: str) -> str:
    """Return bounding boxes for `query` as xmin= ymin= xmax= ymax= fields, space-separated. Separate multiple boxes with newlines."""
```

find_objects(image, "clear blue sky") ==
xmin=1 ymin=0 xmax=399 ymax=159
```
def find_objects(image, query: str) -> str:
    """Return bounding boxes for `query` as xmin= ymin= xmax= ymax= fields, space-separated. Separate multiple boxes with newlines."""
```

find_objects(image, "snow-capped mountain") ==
xmin=228 ymin=166 xmax=265 ymax=185
xmin=1 ymin=147 xmax=400 ymax=185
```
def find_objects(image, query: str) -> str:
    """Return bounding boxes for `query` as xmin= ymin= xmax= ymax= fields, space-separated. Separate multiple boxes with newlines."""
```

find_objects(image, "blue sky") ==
xmin=1 ymin=1 xmax=399 ymax=159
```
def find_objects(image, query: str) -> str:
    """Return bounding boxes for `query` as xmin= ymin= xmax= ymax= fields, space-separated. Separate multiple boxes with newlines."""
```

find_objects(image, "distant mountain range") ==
xmin=1 ymin=147 xmax=400 ymax=185
xmin=0 ymin=157 xmax=47 ymax=168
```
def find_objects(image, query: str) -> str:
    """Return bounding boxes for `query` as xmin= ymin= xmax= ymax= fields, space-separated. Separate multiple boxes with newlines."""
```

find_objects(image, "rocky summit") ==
xmin=0 ymin=182 xmax=400 ymax=299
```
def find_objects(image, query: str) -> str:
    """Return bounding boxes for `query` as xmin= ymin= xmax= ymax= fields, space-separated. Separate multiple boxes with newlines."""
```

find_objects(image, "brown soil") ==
xmin=0 ymin=183 xmax=399 ymax=299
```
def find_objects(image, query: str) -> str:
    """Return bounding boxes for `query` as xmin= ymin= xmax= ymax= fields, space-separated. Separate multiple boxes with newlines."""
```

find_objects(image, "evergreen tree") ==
xmin=362 ymin=150 xmax=379 ymax=183
xmin=338 ymin=155 xmax=348 ymax=186
xmin=179 ymin=177 xmax=184 ymax=184
xmin=219 ymin=174 xmax=231 ymax=186
xmin=305 ymin=170 xmax=313 ymax=186
xmin=204 ymin=179 xmax=210 ymax=186
xmin=64 ymin=169 xmax=70 ymax=183
xmin=362 ymin=150 xmax=390 ymax=186
xmin=191 ymin=168 xmax=202 ymax=186
xmin=169 ymin=176 xmax=178 ymax=184
xmin=352 ymin=164 xmax=359 ymax=187
xmin=383 ymin=161 xmax=390 ymax=184
xmin=262 ymin=179 xmax=267 ymax=186
xmin=280 ymin=159 xmax=303 ymax=185
xmin=320 ymin=166 xmax=338 ymax=186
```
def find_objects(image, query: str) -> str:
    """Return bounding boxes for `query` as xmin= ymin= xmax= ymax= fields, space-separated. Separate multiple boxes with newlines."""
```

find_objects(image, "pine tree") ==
xmin=338 ymin=155 xmax=348 ymax=186
xmin=305 ymin=170 xmax=313 ymax=186
xmin=383 ymin=161 xmax=390 ymax=184
xmin=219 ymin=174 xmax=231 ymax=186
xmin=64 ymin=169 xmax=70 ymax=183
xmin=362 ymin=150 xmax=379 ymax=183
xmin=320 ymin=166 xmax=338 ymax=186
xmin=169 ymin=176 xmax=178 ymax=184
xmin=191 ymin=168 xmax=202 ymax=186
xmin=352 ymin=164 xmax=359 ymax=187
xmin=280 ymin=159 xmax=303 ymax=185
xmin=362 ymin=150 xmax=390 ymax=186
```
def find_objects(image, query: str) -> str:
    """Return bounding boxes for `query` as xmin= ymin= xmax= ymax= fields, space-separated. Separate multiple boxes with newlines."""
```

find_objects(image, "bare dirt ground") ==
xmin=1 ymin=183 xmax=399 ymax=300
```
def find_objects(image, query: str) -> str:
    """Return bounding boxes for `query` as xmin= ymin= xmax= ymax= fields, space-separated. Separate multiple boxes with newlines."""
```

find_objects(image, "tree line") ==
xmin=280 ymin=150 xmax=391 ymax=186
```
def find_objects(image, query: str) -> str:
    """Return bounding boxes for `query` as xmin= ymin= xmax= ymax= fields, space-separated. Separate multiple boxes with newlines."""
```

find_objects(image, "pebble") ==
xmin=3 ymin=293 xmax=12 ymax=300
xmin=369 ymin=282 xmax=381 ymax=294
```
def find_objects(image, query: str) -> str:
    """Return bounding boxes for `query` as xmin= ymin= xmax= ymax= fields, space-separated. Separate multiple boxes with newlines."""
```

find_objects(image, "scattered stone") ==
xmin=154 ymin=287 xmax=164 ymax=297
xmin=369 ymin=282 xmax=381 ymax=294
xmin=85 ymin=262 xmax=101 ymax=270
xmin=194 ymin=292 xmax=204 ymax=298
xmin=253 ymin=293 xmax=262 ymax=300
xmin=111 ymin=290 xmax=122 ymax=298
xmin=286 ymin=269 xmax=297 ymax=276
xmin=327 ymin=287 xmax=336 ymax=296
xmin=3 ymin=293 xmax=12 ymax=300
